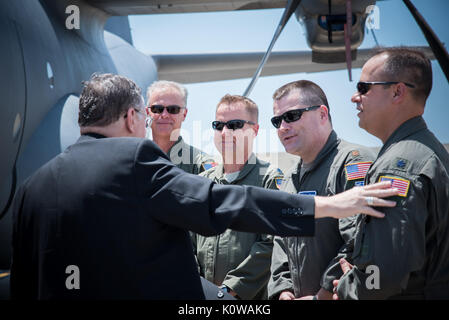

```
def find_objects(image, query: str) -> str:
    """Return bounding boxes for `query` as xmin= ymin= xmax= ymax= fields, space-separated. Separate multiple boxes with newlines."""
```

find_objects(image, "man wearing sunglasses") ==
xmin=268 ymin=80 xmax=376 ymax=301
xmin=332 ymin=48 xmax=449 ymax=300
xmin=192 ymin=94 xmax=284 ymax=300
xmin=10 ymin=73 xmax=399 ymax=300
xmin=146 ymin=80 xmax=215 ymax=174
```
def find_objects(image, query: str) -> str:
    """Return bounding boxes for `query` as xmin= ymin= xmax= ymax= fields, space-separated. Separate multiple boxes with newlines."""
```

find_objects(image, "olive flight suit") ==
xmin=192 ymin=153 xmax=284 ymax=299
xmin=335 ymin=116 xmax=449 ymax=299
xmin=268 ymin=131 xmax=376 ymax=299
xmin=167 ymin=136 xmax=216 ymax=174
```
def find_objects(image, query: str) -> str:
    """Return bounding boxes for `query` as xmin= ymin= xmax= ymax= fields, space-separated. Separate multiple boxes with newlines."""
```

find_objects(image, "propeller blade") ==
xmin=344 ymin=0 xmax=352 ymax=82
xmin=243 ymin=0 xmax=302 ymax=97
xmin=403 ymin=0 xmax=449 ymax=82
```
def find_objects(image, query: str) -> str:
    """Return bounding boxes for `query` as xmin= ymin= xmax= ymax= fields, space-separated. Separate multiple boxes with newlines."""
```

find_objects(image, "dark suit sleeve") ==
xmin=10 ymin=184 xmax=36 ymax=299
xmin=134 ymin=140 xmax=315 ymax=237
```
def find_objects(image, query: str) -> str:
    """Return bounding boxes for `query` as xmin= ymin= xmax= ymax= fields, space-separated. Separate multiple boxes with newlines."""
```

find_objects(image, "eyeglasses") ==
xmin=149 ymin=104 xmax=185 ymax=114
xmin=271 ymin=105 xmax=321 ymax=129
xmin=356 ymin=81 xmax=415 ymax=95
xmin=212 ymin=119 xmax=256 ymax=131
xmin=124 ymin=107 xmax=146 ymax=119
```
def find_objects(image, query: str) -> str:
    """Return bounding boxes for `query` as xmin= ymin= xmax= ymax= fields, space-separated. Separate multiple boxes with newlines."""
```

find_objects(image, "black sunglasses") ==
xmin=357 ymin=81 xmax=415 ymax=95
xmin=271 ymin=105 xmax=321 ymax=129
xmin=150 ymin=104 xmax=184 ymax=114
xmin=212 ymin=119 xmax=256 ymax=131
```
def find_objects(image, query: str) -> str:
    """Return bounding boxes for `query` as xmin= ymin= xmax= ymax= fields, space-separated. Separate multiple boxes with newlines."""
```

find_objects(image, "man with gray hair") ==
xmin=146 ymin=80 xmax=215 ymax=174
xmin=10 ymin=73 xmax=399 ymax=300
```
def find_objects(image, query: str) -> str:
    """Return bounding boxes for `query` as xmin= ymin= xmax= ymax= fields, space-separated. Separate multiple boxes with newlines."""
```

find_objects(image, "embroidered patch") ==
xmin=202 ymin=161 xmax=218 ymax=171
xmin=395 ymin=158 xmax=409 ymax=170
xmin=355 ymin=180 xmax=365 ymax=187
xmin=351 ymin=150 xmax=360 ymax=157
xmin=298 ymin=191 xmax=317 ymax=196
xmin=378 ymin=176 xmax=411 ymax=197
xmin=344 ymin=161 xmax=372 ymax=180
xmin=275 ymin=177 xmax=283 ymax=189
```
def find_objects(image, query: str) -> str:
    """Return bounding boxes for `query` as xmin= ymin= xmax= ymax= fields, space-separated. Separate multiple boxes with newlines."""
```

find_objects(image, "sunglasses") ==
xmin=149 ymin=104 xmax=185 ymax=114
xmin=212 ymin=119 xmax=256 ymax=131
xmin=271 ymin=105 xmax=321 ymax=129
xmin=357 ymin=81 xmax=415 ymax=95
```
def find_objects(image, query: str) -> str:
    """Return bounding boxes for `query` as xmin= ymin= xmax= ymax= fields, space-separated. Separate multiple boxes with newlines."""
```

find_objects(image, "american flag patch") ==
xmin=379 ymin=176 xmax=411 ymax=197
xmin=344 ymin=161 xmax=372 ymax=181
xmin=202 ymin=161 xmax=218 ymax=171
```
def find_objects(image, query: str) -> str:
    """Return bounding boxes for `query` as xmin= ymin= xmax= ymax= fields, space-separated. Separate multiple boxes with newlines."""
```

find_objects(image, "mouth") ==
xmin=282 ymin=134 xmax=296 ymax=144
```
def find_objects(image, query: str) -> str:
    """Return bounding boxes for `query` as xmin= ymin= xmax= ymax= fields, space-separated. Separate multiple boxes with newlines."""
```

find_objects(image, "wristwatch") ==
xmin=219 ymin=285 xmax=231 ymax=293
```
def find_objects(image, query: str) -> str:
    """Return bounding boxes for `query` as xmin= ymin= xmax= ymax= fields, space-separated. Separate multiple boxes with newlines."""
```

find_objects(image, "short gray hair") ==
xmin=146 ymin=80 xmax=188 ymax=107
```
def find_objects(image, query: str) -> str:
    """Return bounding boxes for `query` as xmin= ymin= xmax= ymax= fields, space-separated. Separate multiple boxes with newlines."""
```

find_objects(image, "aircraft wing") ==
xmin=88 ymin=0 xmax=286 ymax=15
xmin=152 ymin=47 xmax=435 ymax=84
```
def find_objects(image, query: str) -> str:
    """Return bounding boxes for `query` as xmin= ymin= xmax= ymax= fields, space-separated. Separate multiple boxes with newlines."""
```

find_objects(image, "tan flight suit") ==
xmin=334 ymin=116 xmax=449 ymax=299
xmin=166 ymin=136 xmax=216 ymax=174
xmin=192 ymin=153 xmax=283 ymax=299
xmin=268 ymin=131 xmax=376 ymax=299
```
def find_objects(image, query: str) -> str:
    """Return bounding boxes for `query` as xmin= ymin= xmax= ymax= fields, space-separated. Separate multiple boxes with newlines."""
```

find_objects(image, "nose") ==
xmin=160 ymin=107 xmax=171 ymax=118
xmin=221 ymin=125 xmax=234 ymax=136
xmin=351 ymin=92 xmax=361 ymax=103
xmin=278 ymin=119 xmax=290 ymax=132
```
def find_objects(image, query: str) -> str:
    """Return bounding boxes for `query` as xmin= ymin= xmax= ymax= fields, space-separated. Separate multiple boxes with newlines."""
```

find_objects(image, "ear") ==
xmin=124 ymin=108 xmax=137 ymax=134
xmin=182 ymin=108 xmax=188 ymax=121
xmin=392 ymin=83 xmax=406 ymax=104
xmin=252 ymin=123 xmax=259 ymax=137
xmin=319 ymin=105 xmax=329 ymax=123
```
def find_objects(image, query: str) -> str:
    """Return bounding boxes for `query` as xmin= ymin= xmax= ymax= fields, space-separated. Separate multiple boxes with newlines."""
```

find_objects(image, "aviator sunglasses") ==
xmin=149 ymin=104 xmax=185 ymax=114
xmin=212 ymin=119 xmax=256 ymax=131
xmin=271 ymin=105 xmax=321 ymax=129
xmin=357 ymin=81 xmax=415 ymax=95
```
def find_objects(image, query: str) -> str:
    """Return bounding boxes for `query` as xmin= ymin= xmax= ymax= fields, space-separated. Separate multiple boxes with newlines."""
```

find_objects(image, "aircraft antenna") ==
xmin=243 ymin=0 xmax=302 ymax=97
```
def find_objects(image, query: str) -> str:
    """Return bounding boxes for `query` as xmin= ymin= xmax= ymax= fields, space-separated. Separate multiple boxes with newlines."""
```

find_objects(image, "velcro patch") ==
xmin=355 ymin=180 xmax=365 ymax=187
xmin=298 ymin=191 xmax=317 ymax=196
xmin=378 ymin=176 xmax=411 ymax=197
xmin=202 ymin=161 xmax=218 ymax=171
xmin=275 ymin=177 xmax=283 ymax=189
xmin=344 ymin=161 xmax=372 ymax=181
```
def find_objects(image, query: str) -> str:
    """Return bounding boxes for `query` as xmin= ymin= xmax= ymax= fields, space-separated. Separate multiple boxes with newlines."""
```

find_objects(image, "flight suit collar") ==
xmin=378 ymin=116 xmax=427 ymax=158
xmin=214 ymin=153 xmax=258 ymax=184
xmin=291 ymin=130 xmax=340 ymax=188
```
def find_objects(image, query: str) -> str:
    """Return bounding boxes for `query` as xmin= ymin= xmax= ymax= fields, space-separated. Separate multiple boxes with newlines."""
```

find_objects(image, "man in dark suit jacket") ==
xmin=10 ymin=74 xmax=398 ymax=300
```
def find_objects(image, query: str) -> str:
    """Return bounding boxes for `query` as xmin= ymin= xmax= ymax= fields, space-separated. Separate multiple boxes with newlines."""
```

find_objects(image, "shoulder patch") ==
xmin=351 ymin=150 xmax=360 ymax=157
xmin=274 ymin=177 xmax=283 ymax=189
xmin=344 ymin=161 xmax=372 ymax=181
xmin=395 ymin=157 xmax=409 ymax=170
xmin=378 ymin=176 xmax=411 ymax=197
xmin=202 ymin=161 xmax=218 ymax=171
xmin=273 ymin=168 xmax=284 ymax=190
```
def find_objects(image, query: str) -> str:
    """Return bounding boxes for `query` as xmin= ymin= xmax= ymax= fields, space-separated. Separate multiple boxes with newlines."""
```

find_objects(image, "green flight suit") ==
xmin=335 ymin=116 xmax=449 ymax=299
xmin=192 ymin=153 xmax=283 ymax=300
xmin=268 ymin=131 xmax=376 ymax=299
xmin=167 ymin=136 xmax=215 ymax=174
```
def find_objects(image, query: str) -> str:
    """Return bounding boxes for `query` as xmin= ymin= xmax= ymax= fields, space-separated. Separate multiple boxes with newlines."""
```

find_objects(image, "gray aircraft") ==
xmin=0 ymin=0 xmax=447 ymax=300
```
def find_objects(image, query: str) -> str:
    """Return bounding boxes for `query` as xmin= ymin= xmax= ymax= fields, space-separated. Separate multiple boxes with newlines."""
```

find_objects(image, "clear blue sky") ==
xmin=129 ymin=0 xmax=449 ymax=155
